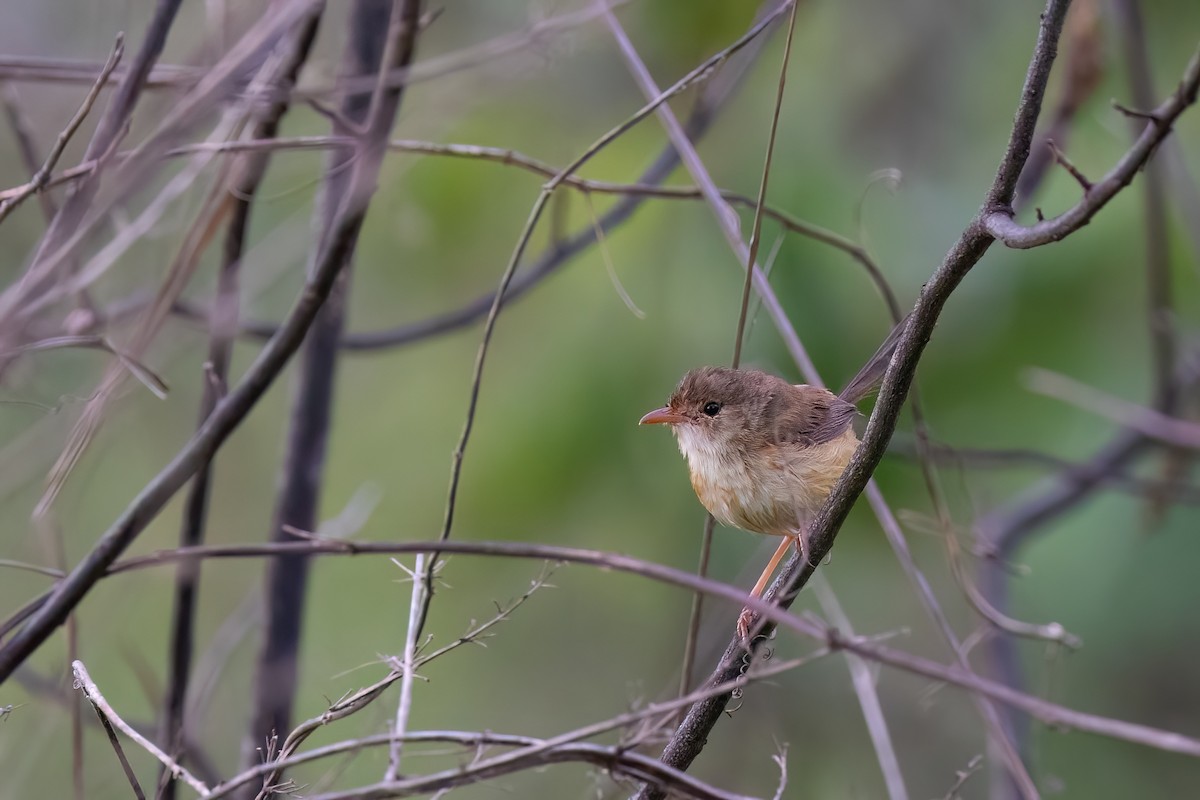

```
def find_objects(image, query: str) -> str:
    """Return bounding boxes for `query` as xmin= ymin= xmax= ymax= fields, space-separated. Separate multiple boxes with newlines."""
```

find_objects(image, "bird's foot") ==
xmin=736 ymin=607 xmax=755 ymax=643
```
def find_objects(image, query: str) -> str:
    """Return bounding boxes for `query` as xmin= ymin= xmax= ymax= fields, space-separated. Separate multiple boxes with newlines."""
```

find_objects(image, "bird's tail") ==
xmin=838 ymin=313 xmax=909 ymax=404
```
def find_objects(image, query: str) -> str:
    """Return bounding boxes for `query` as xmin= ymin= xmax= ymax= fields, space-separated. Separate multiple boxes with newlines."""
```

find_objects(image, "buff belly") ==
xmin=680 ymin=428 xmax=859 ymax=536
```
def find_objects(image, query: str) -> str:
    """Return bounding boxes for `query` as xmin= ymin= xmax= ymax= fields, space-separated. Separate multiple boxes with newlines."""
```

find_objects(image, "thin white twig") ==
xmin=770 ymin=744 xmax=789 ymax=800
xmin=386 ymin=553 xmax=428 ymax=781
xmin=71 ymin=660 xmax=211 ymax=796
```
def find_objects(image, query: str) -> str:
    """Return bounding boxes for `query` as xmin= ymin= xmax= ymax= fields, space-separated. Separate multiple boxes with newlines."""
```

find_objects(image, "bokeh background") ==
xmin=1 ymin=0 xmax=1199 ymax=797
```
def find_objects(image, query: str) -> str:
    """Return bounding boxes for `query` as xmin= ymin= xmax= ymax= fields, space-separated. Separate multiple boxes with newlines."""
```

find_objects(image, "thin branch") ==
xmin=0 ymin=0 xmax=322 ymax=326
xmin=1027 ymin=366 xmax=1200 ymax=448
xmin=0 ymin=10 xmax=405 ymax=682
xmin=43 ymin=535 xmax=1200 ymax=760
xmin=5 ymin=334 xmax=169 ymax=399
xmin=731 ymin=0 xmax=798 ymax=369
xmin=159 ymin=12 xmax=323 ymax=800
xmin=4 ymin=0 xmax=181 ymax=317
xmin=813 ymin=575 xmax=909 ymax=800
xmin=1013 ymin=0 xmax=1103 ymax=209
xmin=983 ymin=46 xmax=1200 ymax=248
xmin=420 ymin=0 xmax=793 ymax=652
xmin=72 ymin=660 xmax=210 ymax=797
xmin=88 ymin=695 xmax=148 ymax=800
xmin=220 ymin=730 xmax=762 ymax=800
xmin=888 ymin=437 xmax=1200 ymax=503
xmin=640 ymin=3 xmax=1074 ymax=797
xmin=242 ymin=565 xmax=552 ymax=798
xmin=385 ymin=555 xmax=428 ymax=782
xmin=0 ymin=35 xmax=124 ymax=226
xmin=243 ymin=2 xmax=421 ymax=789
xmin=1114 ymin=0 xmax=1177 ymax=409
xmin=1 ymin=85 xmax=61 ymax=221
xmin=942 ymin=755 xmax=985 ymax=800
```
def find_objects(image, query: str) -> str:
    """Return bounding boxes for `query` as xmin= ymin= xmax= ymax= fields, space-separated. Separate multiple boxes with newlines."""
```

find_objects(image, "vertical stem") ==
xmin=158 ymin=11 xmax=323 ymax=799
xmin=239 ymin=3 xmax=422 ymax=794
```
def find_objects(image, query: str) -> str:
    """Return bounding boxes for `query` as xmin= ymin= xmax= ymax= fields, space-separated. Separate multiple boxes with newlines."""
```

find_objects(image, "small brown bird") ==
xmin=640 ymin=328 xmax=900 ymax=640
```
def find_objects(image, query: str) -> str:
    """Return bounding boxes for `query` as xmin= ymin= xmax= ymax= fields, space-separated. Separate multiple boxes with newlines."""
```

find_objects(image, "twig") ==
xmin=1046 ymin=139 xmax=1092 ymax=190
xmin=1013 ymin=0 xmax=1103 ymax=209
xmin=0 ymin=559 xmax=65 ymax=579
xmin=1114 ymin=0 xmax=1178 ymax=409
xmin=638 ymin=2 xmax=1076 ymax=797
xmin=386 ymin=554 xmax=428 ymax=781
xmin=0 ymin=0 xmax=322 ymax=326
xmin=0 ymin=35 xmax=123 ymax=226
xmin=159 ymin=12 xmax=323 ymax=800
xmin=982 ymin=46 xmax=1200 ymax=248
xmin=770 ymin=745 xmax=789 ymax=800
xmin=243 ymin=3 xmax=422 ymax=792
xmin=72 ymin=660 xmax=210 ymax=797
xmin=0 ymin=4 xmax=407 ymax=683
xmin=88 ymin=692 xmax=148 ymax=800
xmin=413 ymin=563 xmax=555 ymax=666
xmin=603 ymin=0 xmax=820 ymax=382
xmin=220 ymin=730 xmax=761 ymax=800
xmin=813 ymin=575 xmax=909 ymax=800
xmin=942 ymin=755 xmax=985 ymax=800
xmin=5 ymin=334 xmax=168 ymax=399
xmin=888 ymin=437 xmax=1200 ymax=503
xmin=1027 ymin=366 xmax=1200 ymax=448
xmin=245 ymin=564 xmax=554 ymax=798
xmin=16 ymin=536 xmax=1190 ymax=759
xmin=731 ymin=0 xmax=798 ymax=369
xmin=1 ymin=84 xmax=60 ymax=221
xmin=5 ymin=0 xmax=181 ymax=318
xmin=419 ymin=0 xmax=794 ymax=660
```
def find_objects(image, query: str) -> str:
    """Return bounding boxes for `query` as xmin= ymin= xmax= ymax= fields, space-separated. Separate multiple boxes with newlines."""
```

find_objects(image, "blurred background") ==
xmin=1 ymin=0 xmax=1199 ymax=797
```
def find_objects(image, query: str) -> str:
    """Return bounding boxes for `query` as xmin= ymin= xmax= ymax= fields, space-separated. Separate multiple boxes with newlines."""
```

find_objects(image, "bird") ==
xmin=639 ymin=324 xmax=902 ymax=640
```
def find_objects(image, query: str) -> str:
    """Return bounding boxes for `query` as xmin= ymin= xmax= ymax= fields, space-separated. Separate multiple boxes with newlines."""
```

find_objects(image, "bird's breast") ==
xmin=676 ymin=427 xmax=858 ymax=535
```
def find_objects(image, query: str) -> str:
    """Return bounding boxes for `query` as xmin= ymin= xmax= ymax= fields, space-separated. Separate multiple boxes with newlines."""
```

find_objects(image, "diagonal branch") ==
xmin=637 ymin=2 xmax=1075 ymax=797
xmin=158 ymin=10 xmax=323 ymax=800
xmin=982 ymin=45 xmax=1200 ymax=248
xmin=0 ymin=0 xmax=412 ymax=685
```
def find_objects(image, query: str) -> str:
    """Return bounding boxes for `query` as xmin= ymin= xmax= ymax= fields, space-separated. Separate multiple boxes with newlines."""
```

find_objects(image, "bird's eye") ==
xmin=702 ymin=401 xmax=721 ymax=417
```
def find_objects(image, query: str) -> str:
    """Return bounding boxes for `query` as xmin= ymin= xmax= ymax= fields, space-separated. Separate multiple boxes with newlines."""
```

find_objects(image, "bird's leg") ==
xmin=737 ymin=534 xmax=799 ymax=642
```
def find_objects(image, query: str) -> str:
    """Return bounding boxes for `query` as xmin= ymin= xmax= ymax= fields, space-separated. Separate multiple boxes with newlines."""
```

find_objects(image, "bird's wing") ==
xmin=838 ymin=312 xmax=909 ymax=404
xmin=771 ymin=385 xmax=857 ymax=447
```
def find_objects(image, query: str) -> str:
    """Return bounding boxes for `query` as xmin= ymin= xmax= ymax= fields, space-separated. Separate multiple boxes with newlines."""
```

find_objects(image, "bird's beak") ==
xmin=639 ymin=406 xmax=688 ymax=425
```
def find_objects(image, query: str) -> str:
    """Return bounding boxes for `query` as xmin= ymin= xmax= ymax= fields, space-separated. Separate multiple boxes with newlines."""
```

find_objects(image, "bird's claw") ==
xmin=736 ymin=608 xmax=754 ymax=643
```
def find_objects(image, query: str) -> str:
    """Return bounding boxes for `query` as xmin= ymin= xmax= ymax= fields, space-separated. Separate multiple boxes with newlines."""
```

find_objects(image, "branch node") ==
xmin=1112 ymin=99 xmax=1163 ymax=124
xmin=1047 ymin=138 xmax=1093 ymax=192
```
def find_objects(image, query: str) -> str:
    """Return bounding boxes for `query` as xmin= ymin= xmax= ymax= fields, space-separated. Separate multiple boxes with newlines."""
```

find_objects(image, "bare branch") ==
xmin=159 ymin=13 xmax=323 ymax=800
xmin=813 ymin=575 xmax=908 ymax=800
xmin=15 ymin=535 xmax=1192 ymax=760
xmin=1027 ymin=366 xmax=1200 ymax=448
xmin=385 ymin=555 xmax=428 ymax=781
xmin=983 ymin=46 xmax=1200 ymax=248
xmin=219 ymin=730 xmax=761 ymax=800
xmin=637 ymin=2 xmax=1074 ymax=797
xmin=72 ymin=660 xmax=210 ymax=797
xmin=0 ymin=35 xmax=123 ymax=226
xmin=243 ymin=1 xmax=423 ymax=787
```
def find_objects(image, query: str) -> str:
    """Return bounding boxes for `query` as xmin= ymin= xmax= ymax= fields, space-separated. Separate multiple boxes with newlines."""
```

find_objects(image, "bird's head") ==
xmin=639 ymin=367 xmax=779 ymax=459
